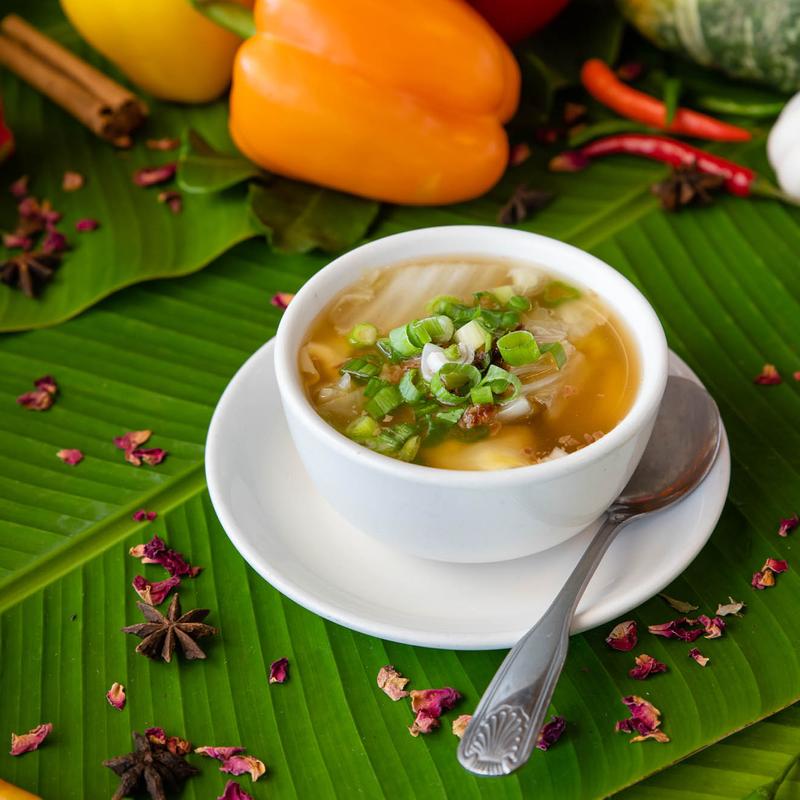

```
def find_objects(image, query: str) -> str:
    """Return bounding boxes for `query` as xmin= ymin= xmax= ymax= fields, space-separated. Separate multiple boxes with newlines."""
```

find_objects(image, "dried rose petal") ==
xmin=615 ymin=696 xmax=669 ymax=744
xmin=17 ymin=375 xmax=57 ymax=411
xmin=563 ymin=102 xmax=587 ymax=126
xmin=221 ymin=754 xmax=266 ymax=782
xmin=146 ymin=138 xmax=181 ymax=151
xmin=659 ymin=594 xmax=698 ymax=613
xmin=75 ymin=218 xmax=99 ymax=232
xmin=3 ymin=232 xmax=32 ymax=250
xmin=17 ymin=389 xmax=53 ymax=410
xmin=534 ymin=125 xmax=561 ymax=145
xmin=549 ymin=150 xmax=591 ymax=173
xmin=716 ymin=597 xmax=745 ymax=617
xmin=752 ymin=569 xmax=776 ymax=589
xmin=10 ymin=175 xmax=29 ymax=198
xmin=377 ymin=665 xmax=409 ymax=700
xmin=132 ymin=509 xmax=157 ymax=522
xmin=648 ymin=617 xmax=704 ymax=642
xmin=134 ymin=163 xmax=177 ymax=187
xmin=268 ymin=657 xmax=289 ymax=684
xmin=10 ymin=723 xmax=52 ymax=756
xmin=39 ymin=201 xmax=61 ymax=228
xmin=18 ymin=196 xmax=40 ymax=218
xmin=754 ymin=364 xmax=781 ymax=385
xmin=114 ymin=429 xmax=151 ymax=452
xmin=57 ymin=448 xmax=84 ymax=465
xmin=509 ymin=142 xmax=531 ymax=167
xmin=157 ymin=190 xmax=182 ymax=214
xmin=146 ymin=727 xmax=192 ymax=755
xmin=145 ymin=727 xmax=167 ymax=746
xmin=605 ymin=620 xmax=638 ymax=651
xmin=129 ymin=534 xmax=200 ymax=577
xmin=408 ymin=688 xmax=461 ymax=737
xmin=218 ymin=781 xmax=254 ymax=800
xmin=616 ymin=61 xmax=644 ymax=81
xmin=62 ymin=171 xmax=84 ymax=192
xmin=106 ymin=682 xmax=126 ymax=710
xmin=41 ymin=230 xmax=68 ymax=254
xmin=765 ymin=557 xmax=789 ymax=574
xmin=697 ymin=614 xmax=725 ymax=639
xmin=689 ymin=648 xmax=709 ymax=667
xmin=132 ymin=574 xmax=181 ymax=605
xmin=195 ymin=746 xmax=246 ymax=761
xmin=271 ymin=292 xmax=294 ymax=310
xmin=629 ymin=653 xmax=668 ymax=680
xmin=536 ymin=715 xmax=566 ymax=751
xmin=130 ymin=447 xmax=167 ymax=466
xmin=794 ymin=371 xmax=800 ymax=382
xmin=451 ymin=714 xmax=471 ymax=739
xmin=779 ymin=515 xmax=799 ymax=537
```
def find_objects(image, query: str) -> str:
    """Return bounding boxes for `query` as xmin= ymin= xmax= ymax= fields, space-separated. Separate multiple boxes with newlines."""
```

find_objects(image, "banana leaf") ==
xmin=3 ymin=125 xmax=800 ymax=795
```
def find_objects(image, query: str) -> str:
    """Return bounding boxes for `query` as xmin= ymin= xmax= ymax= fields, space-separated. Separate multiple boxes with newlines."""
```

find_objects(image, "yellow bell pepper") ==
xmin=229 ymin=0 xmax=520 ymax=205
xmin=0 ymin=779 xmax=40 ymax=800
xmin=60 ymin=0 xmax=252 ymax=103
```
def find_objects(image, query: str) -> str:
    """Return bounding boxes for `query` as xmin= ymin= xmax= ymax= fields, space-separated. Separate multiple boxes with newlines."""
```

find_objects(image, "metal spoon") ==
xmin=458 ymin=375 xmax=721 ymax=776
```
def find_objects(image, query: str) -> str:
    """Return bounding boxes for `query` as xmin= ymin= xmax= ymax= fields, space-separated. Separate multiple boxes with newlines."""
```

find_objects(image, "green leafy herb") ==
xmin=249 ymin=181 xmax=379 ymax=255
xmin=177 ymin=130 xmax=262 ymax=195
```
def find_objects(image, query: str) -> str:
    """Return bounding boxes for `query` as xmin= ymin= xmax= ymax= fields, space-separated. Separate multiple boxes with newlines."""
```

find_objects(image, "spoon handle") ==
xmin=457 ymin=511 xmax=630 ymax=776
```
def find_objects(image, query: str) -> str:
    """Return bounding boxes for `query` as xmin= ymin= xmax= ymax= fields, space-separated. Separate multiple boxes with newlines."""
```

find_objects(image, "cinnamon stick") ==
xmin=0 ymin=14 xmax=147 ymax=144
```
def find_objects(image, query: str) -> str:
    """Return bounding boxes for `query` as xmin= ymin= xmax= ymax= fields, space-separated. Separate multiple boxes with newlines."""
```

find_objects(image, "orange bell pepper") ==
xmin=229 ymin=0 xmax=520 ymax=205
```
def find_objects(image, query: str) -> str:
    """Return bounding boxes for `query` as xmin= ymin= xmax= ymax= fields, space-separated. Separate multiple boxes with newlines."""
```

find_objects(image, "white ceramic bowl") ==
xmin=274 ymin=226 xmax=668 ymax=563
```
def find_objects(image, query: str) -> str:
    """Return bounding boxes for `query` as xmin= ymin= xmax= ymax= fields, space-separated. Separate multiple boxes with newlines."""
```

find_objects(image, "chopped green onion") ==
xmin=480 ymin=364 xmax=522 ymax=405
xmin=427 ymin=295 xmax=463 ymax=314
xmin=435 ymin=407 xmax=466 ymax=425
xmin=540 ymin=280 xmax=581 ymax=308
xmin=397 ymin=435 xmax=421 ymax=462
xmin=388 ymin=324 xmax=421 ymax=357
xmin=345 ymin=414 xmax=379 ymax=441
xmin=364 ymin=377 xmax=387 ymax=398
xmin=473 ymin=290 xmax=500 ymax=308
xmin=339 ymin=356 xmax=381 ymax=380
xmin=365 ymin=384 xmax=403 ymax=419
xmin=399 ymin=368 xmax=425 ymax=403
xmin=368 ymin=423 xmax=417 ymax=455
xmin=407 ymin=319 xmax=433 ymax=347
xmin=455 ymin=319 xmax=492 ymax=352
xmin=347 ymin=323 xmax=378 ymax=347
xmin=507 ymin=295 xmax=531 ymax=311
xmin=376 ymin=338 xmax=397 ymax=362
xmin=470 ymin=384 xmax=494 ymax=405
xmin=539 ymin=341 xmax=567 ymax=369
xmin=489 ymin=285 xmax=515 ymax=305
xmin=430 ymin=362 xmax=481 ymax=406
xmin=413 ymin=315 xmax=455 ymax=344
xmin=476 ymin=307 xmax=519 ymax=332
xmin=443 ymin=343 xmax=461 ymax=360
xmin=497 ymin=330 xmax=541 ymax=367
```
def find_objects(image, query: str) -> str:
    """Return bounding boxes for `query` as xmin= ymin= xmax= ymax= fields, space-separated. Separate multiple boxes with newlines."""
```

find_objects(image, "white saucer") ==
xmin=206 ymin=341 xmax=730 ymax=650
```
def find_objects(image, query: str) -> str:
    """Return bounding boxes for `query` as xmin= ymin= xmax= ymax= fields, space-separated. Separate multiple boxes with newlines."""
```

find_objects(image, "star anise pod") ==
xmin=104 ymin=731 xmax=199 ymax=800
xmin=122 ymin=594 xmax=217 ymax=662
xmin=497 ymin=184 xmax=554 ymax=225
xmin=1 ymin=251 xmax=61 ymax=298
xmin=651 ymin=164 xmax=726 ymax=211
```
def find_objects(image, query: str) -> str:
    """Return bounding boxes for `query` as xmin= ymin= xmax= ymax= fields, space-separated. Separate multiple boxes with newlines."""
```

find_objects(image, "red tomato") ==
xmin=467 ymin=0 xmax=570 ymax=43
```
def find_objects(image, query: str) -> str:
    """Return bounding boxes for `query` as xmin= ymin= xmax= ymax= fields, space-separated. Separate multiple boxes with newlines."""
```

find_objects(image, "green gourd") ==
xmin=618 ymin=0 xmax=800 ymax=92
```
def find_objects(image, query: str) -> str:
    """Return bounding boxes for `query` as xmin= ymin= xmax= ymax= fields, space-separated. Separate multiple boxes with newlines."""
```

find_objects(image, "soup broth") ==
xmin=299 ymin=257 xmax=638 ymax=470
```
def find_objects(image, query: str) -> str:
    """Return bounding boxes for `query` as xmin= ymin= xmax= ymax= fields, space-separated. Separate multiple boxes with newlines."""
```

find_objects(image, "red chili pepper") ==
xmin=550 ymin=133 xmax=792 ymax=203
xmin=581 ymin=60 xmax=751 ymax=143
